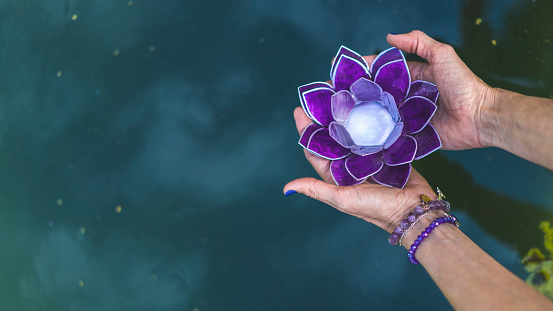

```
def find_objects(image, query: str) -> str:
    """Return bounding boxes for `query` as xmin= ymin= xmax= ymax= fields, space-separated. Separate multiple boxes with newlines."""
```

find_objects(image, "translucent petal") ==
xmin=372 ymin=163 xmax=411 ymax=188
xmin=345 ymin=152 xmax=384 ymax=180
xmin=381 ymin=92 xmax=400 ymax=122
xmin=331 ymin=46 xmax=370 ymax=92
xmin=349 ymin=77 xmax=382 ymax=102
xmin=298 ymin=123 xmax=323 ymax=148
xmin=298 ymin=82 xmax=335 ymax=126
xmin=398 ymin=96 xmax=437 ymax=134
xmin=329 ymin=122 xmax=355 ymax=148
xmin=411 ymin=124 xmax=442 ymax=160
xmin=370 ymin=47 xmax=404 ymax=76
xmin=331 ymin=90 xmax=355 ymax=123
xmin=383 ymin=135 xmax=417 ymax=166
xmin=406 ymin=80 xmax=439 ymax=104
xmin=331 ymin=157 xmax=367 ymax=186
xmin=374 ymin=59 xmax=411 ymax=104
xmin=306 ymin=127 xmax=350 ymax=160
xmin=383 ymin=122 xmax=404 ymax=149
xmin=351 ymin=145 xmax=383 ymax=156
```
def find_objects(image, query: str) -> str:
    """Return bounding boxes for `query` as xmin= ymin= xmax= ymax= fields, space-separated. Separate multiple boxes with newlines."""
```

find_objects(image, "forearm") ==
xmin=478 ymin=89 xmax=553 ymax=171
xmin=401 ymin=214 xmax=553 ymax=310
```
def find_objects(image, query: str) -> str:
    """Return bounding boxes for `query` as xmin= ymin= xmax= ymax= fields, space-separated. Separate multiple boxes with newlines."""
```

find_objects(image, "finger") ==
xmin=362 ymin=55 xmax=377 ymax=66
xmin=283 ymin=177 xmax=341 ymax=206
xmin=294 ymin=107 xmax=312 ymax=135
xmin=386 ymin=30 xmax=449 ymax=64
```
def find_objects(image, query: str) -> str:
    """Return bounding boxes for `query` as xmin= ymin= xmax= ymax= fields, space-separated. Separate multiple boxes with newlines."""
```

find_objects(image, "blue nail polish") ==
xmin=389 ymin=32 xmax=398 ymax=35
xmin=285 ymin=190 xmax=297 ymax=197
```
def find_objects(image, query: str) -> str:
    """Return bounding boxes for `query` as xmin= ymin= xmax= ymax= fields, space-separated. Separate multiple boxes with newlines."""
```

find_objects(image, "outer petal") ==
xmin=411 ymin=124 xmax=442 ymax=160
xmin=306 ymin=128 xmax=350 ymax=160
xmin=349 ymin=77 xmax=382 ymax=102
xmin=372 ymin=163 xmax=411 ymax=188
xmin=298 ymin=82 xmax=335 ymax=126
xmin=329 ymin=122 xmax=355 ymax=148
xmin=406 ymin=80 xmax=439 ymax=104
xmin=351 ymin=145 xmax=383 ymax=156
xmin=298 ymin=123 xmax=323 ymax=148
xmin=331 ymin=46 xmax=370 ymax=92
xmin=345 ymin=152 xmax=384 ymax=180
xmin=383 ymin=122 xmax=404 ymax=149
xmin=331 ymin=157 xmax=367 ymax=186
xmin=331 ymin=90 xmax=356 ymax=123
xmin=374 ymin=59 xmax=411 ymax=104
xmin=370 ymin=47 xmax=404 ymax=75
xmin=383 ymin=135 xmax=417 ymax=166
xmin=381 ymin=92 xmax=400 ymax=122
xmin=398 ymin=96 xmax=437 ymax=134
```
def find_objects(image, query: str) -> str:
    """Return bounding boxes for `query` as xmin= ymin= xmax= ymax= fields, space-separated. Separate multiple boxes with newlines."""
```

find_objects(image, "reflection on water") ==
xmin=0 ymin=0 xmax=552 ymax=310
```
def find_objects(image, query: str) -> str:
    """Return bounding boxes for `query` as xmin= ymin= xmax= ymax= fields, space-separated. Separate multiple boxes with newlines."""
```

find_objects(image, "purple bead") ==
xmin=394 ymin=226 xmax=404 ymax=235
xmin=388 ymin=235 xmax=398 ymax=245
xmin=399 ymin=219 xmax=409 ymax=230
xmin=422 ymin=232 xmax=428 ymax=237
xmin=414 ymin=206 xmax=424 ymax=217
xmin=407 ymin=214 xmax=416 ymax=223
xmin=429 ymin=201 xmax=440 ymax=210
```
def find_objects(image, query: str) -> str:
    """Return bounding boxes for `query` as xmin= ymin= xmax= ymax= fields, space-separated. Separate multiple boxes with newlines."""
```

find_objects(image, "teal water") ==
xmin=0 ymin=0 xmax=552 ymax=310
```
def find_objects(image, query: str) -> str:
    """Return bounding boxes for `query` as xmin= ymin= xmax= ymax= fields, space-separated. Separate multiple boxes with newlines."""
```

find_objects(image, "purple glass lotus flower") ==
xmin=297 ymin=46 xmax=442 ymax=188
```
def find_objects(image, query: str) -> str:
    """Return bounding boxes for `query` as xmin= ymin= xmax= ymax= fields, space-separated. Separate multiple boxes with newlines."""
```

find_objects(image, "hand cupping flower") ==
xmin=298 ymin=46 xmax=441 ymax=188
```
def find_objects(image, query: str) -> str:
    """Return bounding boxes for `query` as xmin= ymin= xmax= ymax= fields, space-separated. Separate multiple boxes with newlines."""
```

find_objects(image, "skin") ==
xmin=284 ymin=30 xmax=553 ymax=310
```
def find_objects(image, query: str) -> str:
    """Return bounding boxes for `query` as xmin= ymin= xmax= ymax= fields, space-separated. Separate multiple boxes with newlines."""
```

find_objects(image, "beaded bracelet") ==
xmin=388 ymin=188 xmax=451 ymax=246
xmin=408 ymin=215 xmax=460 ymax=264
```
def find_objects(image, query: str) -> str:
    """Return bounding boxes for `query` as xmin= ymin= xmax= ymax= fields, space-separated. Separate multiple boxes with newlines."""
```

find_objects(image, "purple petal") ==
xmin=299 ymin=123 xmax=323 ymax=148
xmin=329 ymin=122 xmax=355 ymax=148
xmin=383 ymin=122 xmax=404 ymax=149
xmin=345 ymin=152 xmax=384 ymax=180
xmin=374 ymin=59 xmax=411 ymax=104
xmin=331 ymin=157 xmax=367 ymax=186
xmin=406 ymin=80 xmax=439 ymax=104
xmin=411 ymin=124 xmax=442 ymax=160
xmin=349 ymin=77 xmax=382 ymax=102
xmin=298 ymin=82 xmax=335 ymax=126
xmin=331 ymin=46 xmax=370 ymax=92
xmin=370 ymin=47 xmax=404 ymax=76
xmin=398 ymin=96 xmax=437 ymax=134
xmin=372 ymin=163 xmax=411 ymax=188
xmin=306 ymin=128 xmax=351 ymax=160
xmin=383 ymin=135 xmax=417 ymax=166
xmin=331 ymin=90 xmax=355 ymax=123
xmin=351 ymin=145 xmax=383 ymax=156
xmin=381 ymin=92 xmax=400 ymax=122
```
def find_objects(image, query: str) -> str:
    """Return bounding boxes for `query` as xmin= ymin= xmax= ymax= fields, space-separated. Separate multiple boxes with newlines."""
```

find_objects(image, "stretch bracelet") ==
xmin=388 ymin=188 xmax=451 ymax=246
xmin=408 ymin=215 xmax=460 ymax=264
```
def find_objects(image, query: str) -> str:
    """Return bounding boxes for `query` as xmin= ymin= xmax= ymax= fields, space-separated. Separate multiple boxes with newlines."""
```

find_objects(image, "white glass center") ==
xmin=345 ymin=101 xmax=395 ymax=146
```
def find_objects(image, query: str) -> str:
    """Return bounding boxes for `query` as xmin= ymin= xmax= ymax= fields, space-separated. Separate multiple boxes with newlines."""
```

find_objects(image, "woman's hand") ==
xmin=284 ymin=107 xmax=434 ymax=233
xmin=386 ymin=30 xmax=495 ymax=150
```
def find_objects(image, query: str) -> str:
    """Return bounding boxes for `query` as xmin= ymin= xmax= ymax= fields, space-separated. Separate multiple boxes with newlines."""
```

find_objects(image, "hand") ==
xmin=386 ymin=30 xmax=495 ymax=150
xmin=284 ymin=107 xmax=434 ymax=233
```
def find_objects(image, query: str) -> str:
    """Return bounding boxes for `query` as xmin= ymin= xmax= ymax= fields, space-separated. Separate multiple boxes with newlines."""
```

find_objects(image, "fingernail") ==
xmin=389 ymin=32 xmax=398 ymax=35
xmin=284 ymin=190 xmax=297 ymax=197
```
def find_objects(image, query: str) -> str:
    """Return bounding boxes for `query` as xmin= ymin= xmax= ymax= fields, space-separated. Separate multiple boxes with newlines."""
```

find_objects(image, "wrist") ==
xmin=476 ymin=87 xmax=515 ymax=149
xmin=401 ymin=209 xmax=445 ymax=250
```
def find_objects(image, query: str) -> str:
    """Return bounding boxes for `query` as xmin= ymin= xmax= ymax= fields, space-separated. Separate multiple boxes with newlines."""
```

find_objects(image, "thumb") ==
xmin=283 ymin=177 xmax=341 ymax=206
xmin=386 ymin=30 xmax=449 ymax=64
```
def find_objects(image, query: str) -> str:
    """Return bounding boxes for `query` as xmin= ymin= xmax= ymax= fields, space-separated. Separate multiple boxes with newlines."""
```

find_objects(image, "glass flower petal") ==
xmin=383 ymin=135 xmax=417 ymax=166
xmin=331 ymin=157 xmax=367 ymax=186
xmin=306 ymin=127 xmax=350 ymax=160
xmin=351 ymin=145 xmax=383 ymax=156
xmin=383 ymin=122 xmax=404 ymax=149
xmin=329 ymin=122 xmax=355 ymax=148
xmin=370 ymin=47 xmax=404 ymax=75
xmin=399 ymin=96 xmax=437 ymax=134
xmin=298 ymin=82 xmax=335 ymax=126
xmin=331 ymin=46 xmax=370 ymax=92
xmin=372 ymin=163 xmax=411 ymax=188
xmin=331 ymin=90 xmax=356 ymax=123
xmin=299 ymin=123 xmax=323 ymax=148
xmin=345 ymin=152 xmax=384 ymax=180
xmin=406 ymin=80 xmax=439 ymax=103
xmin=350 ymin=77 xmax=382 ymax=102
xmin=411 ymin=124 xmax=442 ymax=160
xmin=381 ymin=91 xmax=400 ymax=122
xmin=374 ymin=59 xmax=411 ymax=104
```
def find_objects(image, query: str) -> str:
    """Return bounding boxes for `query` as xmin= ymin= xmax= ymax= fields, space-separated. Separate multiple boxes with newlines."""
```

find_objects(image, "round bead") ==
xmin=407 ymin=214 xmax=416 ymax=223
xmin=422 ymin=232 xmax=428 ymax=237
xmin=394 ymin=226 xmax=404 ymax=235
xmin=399 ymin=219 xmax=409 ymax=229
xmin=414 ymin=206 xmax=424 ymax=216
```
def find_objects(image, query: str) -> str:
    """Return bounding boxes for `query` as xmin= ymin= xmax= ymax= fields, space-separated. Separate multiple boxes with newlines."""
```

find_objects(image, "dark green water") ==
xmin=0 ymin=0 xmax=552 ymax=310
